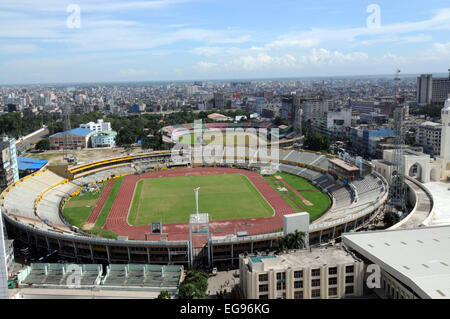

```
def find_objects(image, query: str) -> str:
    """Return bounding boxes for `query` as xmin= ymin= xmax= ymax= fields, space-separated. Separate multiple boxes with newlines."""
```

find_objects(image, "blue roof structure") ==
xmin=18 ymin=156 xmax=48 ymax=171
xmin=50 ymin=128 xmax=93 ymax=137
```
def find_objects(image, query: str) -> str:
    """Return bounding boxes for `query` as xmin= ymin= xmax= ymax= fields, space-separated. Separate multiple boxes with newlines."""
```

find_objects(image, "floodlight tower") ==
xmin=62 ymin=105 xmax=73 ymax=160
xmin=194 ymin=187 xmax=200 ymax=217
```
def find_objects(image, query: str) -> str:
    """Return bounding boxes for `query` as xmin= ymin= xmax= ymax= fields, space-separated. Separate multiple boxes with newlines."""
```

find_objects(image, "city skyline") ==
xmin=1 ymin=0 xmax=450 ymax=84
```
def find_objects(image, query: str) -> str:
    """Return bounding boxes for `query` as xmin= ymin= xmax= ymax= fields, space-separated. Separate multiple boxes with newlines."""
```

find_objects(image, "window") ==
xmin=345 ymin=265 xmax=354 ymax=273
xmin=312 ymin=279 xmax=321 ymax=287
xmin=328 ymin=277 xmax=337 ymax=285
xmin=259 ymin=284 xmax=268 ymax=292
xmin=311 ymin=289 xmax=321 ymax=298
xmin=329 ymin=287 xmax=338 ymax=296
xmin=276 ymin=272 xmax=286 ymax=280
xmin=294 ymin=281 xmax=303 ymax=289
xmin=328 ymin=267 xmax=337 ymax=275
xmin=345 ymin=276 xmax=354 ymax=284
xmin=345 ymin=286 xmax=354 ymax=295
xmin=277 ymin=282 xmax=285 ymax=291
xmin=259 ymin=274 xmax=268 ymax=282
xmin=294 ymin=270 xmax=303 ymax=279
xmin=259 ymin=294 xmax=269 ymax=299
xmin=294 ymin=291 xmax=303 ymax=299
xmin=311 ymin=269 xmax=321 ymax=277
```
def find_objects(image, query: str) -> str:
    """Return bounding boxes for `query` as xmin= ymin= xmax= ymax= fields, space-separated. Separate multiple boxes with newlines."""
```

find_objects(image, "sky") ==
xmin=1 ymin=0 xmax=450 ymax=84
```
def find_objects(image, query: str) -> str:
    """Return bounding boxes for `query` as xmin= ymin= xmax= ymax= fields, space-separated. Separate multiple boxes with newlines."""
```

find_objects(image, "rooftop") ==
xmin=343 ymin=226 xmax=450 ymax=299
xmin=329 ymin=158 xmax=360 ymax=172
xmin=246 ymin=247 xmax=358 ymax=272
xmin=17 ymin=156 xmax=48 ymax=171
xmin=50 ymin=128 xmax=93 ymax=137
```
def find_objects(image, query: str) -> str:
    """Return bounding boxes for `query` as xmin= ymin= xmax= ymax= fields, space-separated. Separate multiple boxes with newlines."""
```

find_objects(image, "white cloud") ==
xmin=194 ymin=61 xmax=218 ymax=72
xmin=224 ymin=53 xmax=297 ymax=71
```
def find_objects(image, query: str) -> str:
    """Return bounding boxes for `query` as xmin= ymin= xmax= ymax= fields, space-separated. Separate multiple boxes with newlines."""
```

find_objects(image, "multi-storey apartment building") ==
xmin=415 ymin=121 xmax=442 ymax=156
xmin=239 ymin=248 xmax=364 ymax=299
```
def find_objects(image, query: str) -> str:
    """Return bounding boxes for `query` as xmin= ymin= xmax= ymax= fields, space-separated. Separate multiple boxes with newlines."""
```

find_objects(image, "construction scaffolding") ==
xmin=388 ymin=107 xmax=407 ymax=214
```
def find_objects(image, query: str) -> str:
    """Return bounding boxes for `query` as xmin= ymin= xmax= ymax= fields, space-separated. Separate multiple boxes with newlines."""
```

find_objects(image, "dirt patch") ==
xmin=83 ymin=222 xmax=95 ymax=231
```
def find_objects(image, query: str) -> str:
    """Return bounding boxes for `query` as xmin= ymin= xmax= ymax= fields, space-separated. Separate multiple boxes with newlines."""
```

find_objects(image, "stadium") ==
xmin=0 ymin=130 xmax=390 ymax=270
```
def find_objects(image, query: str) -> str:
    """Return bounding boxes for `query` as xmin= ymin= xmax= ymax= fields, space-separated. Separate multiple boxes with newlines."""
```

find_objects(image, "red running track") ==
xmin=103 ymin=167 xmax=295 ymax=247
xmin=86 ymin=179 xmax=116 ymax=224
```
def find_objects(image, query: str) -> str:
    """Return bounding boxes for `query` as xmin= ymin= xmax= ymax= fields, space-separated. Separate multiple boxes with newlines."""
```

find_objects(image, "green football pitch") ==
xmin=127 ymin=174 xmax=274 ymax=225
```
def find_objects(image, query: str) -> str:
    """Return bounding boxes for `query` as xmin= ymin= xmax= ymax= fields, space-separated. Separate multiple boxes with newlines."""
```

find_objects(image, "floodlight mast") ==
xmin=194 ymin=187 xmax=200 ymax=217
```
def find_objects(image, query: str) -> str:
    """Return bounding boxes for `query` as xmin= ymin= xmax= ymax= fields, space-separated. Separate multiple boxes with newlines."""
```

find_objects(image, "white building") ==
xmin=239 ymin=248 xmax=364 ymax=299
xmin=80 ymin=119 xmax=111 ymax=133
xmin=0 ymin=212 xmax=9 ymax=299
xmin=440 ymin=94 xmax=450 ymax=179
xmin=415 ymin=121 xmax=442 ymax=156
xmin=343 ymin=226 xmax=450 ymax=299
xmin=91 ymin=131 xmax=117 ymax=148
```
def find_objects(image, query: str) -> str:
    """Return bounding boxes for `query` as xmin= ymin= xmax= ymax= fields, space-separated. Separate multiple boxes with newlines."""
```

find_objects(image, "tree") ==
xmin=383 ymin=211 xmax=401 ymax=228
xmin=303 ymin=132 xmax=330 ymax=153
xmin=178 ymin=283 xmax=200 ymax=299
xmin=274 ymin=231 xmax=306 ymax=253
xmin=273 ymin=116 xmax=288 ymax=126
xmin=157 ymin=290 xmax=171 ymax=299
xmin=409 ymin=104 xmax=443 ymax=119
xmin=178 ymin=269 xmax=209 ymax=299
xmin=286 ymin=230 xmax=305 ymax=250
xmin=35 ymin=138 xmax=50 ymax=151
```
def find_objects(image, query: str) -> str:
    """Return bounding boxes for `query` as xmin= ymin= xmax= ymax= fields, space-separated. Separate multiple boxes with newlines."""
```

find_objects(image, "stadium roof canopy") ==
xmin=329 ymin=158 xmax=360 ymax=172
xmin=17 ymin=156 xmax=48 ymax=171
xmin=343 ymin=226 xmax=450 ymax=299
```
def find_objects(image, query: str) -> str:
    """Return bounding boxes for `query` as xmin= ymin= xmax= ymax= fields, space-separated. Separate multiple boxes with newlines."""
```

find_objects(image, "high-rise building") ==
xmin=280 ymin=96 xmax=294 ymax=123
xmin=415 ymin=121 xmax=442 ymax=156
xmin=417 ymin=72 xmax=450 ymax=105
xmin=0 ymin=136 xmax=19 ymax=191
xmin=417 ymin=74 xmax=433 ymax=106
xmin=214 ymin=92 xmax=225 ymax=109
xmin=294 ymin=95 xmax=331 ymax=122
xmin=432 ymin=76 xmax=450 ymax=104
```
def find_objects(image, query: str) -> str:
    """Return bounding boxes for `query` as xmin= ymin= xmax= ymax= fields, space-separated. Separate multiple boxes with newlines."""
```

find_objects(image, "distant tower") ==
xmin=441 ymin=94 xmax=450 ymax=178
xmin=62 ymin=105 xmax=73 ymax=159
xmin=394 ymin=69 xmax=401 ymax=103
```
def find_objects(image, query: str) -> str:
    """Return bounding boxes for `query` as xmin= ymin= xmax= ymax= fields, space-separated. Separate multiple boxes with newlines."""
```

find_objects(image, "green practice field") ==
xmin=63 ymin=177 xmax=124 ymax=239
xmin=264 ymin=172 xmax=330 ymax=221
xmin=63 ymin=183 xmax=106 ymax=226
xmin=128 ymin=174 xmax=274 ymax=225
